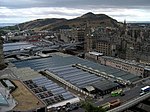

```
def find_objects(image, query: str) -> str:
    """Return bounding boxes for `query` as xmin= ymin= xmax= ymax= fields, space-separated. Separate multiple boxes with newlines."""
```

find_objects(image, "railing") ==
xmin=107 ymin=92 xmax=150 ymax=112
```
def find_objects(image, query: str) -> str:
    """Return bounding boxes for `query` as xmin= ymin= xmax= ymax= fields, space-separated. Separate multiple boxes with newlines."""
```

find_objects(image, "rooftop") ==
xmin=3 ymin=42 xmax=35 ymax=52
xmin=47 ymin=65 xmax=106 ymax=89
xmin=12 ymin=53 xmax=140 ymax=82
xmin=92 ymin=80 xmax=118 ymax=91
xmin=11 ymin=67 xmax=41 ymax=80
xmin=10 ymin=67 xmax=79 ymax=108
xmin=0 ymin=92 xmax=8 ymax=106
xmin=12 ymin=80 xmax=45 ymax=111
xmin=23 ymin=76 xmax=79 ymax=108
xmin=89 ymin=51 xmax=103 ymax=56
xmin=0 ymin=84 xmax=16 ymax=112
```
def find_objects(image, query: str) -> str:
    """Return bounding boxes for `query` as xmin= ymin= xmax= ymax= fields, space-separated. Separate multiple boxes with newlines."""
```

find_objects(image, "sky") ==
xmin=0 ymin=0 xmax=150 ymax=23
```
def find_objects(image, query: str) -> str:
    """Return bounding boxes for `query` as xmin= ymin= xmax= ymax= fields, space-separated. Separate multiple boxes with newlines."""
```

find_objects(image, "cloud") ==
xmin=0 ymin=0 xmax=150 ymax=23
xmin=0 ymin=7 xmax=84 ymax=18
xmin=1 ymin=0 xmax=150 ymax=9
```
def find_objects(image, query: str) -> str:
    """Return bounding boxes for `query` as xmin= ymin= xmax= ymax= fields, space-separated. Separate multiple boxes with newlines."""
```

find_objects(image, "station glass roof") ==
xmin=12 ymin=54 xmax=140 ymax=82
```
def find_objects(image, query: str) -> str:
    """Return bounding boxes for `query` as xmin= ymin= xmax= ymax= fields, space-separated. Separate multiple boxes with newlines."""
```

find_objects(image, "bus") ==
xmin=140 ymin=86 xmax=150 ymax=95
xmin=111 ymin=89 xmax=123 ymax=97
xmin=99 ymin=99 xmax=121 ymax=110
xmin=99 ymin=102 xmax=111 ymax=110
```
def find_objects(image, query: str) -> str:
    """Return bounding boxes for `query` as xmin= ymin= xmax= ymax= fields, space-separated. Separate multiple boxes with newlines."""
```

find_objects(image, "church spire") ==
xmin=123 ymin=19 xmax=127 ymax=28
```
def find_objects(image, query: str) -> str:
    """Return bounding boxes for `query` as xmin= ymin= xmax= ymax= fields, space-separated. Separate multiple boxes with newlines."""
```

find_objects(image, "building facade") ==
xmin=85 ymin=24 xmax=150 ymax=63
xmin=59 ymin=28 xmax=85 ymax=43
xmin=96 ymin=41 xmax=117 ymax=56
xmin=85 ymin=27 xmax=118 ymax=56
xmin=85 ymin=52 xmax=150 ymax=78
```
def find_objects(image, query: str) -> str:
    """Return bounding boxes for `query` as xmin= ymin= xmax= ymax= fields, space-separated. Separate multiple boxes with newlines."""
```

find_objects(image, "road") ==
xmin=95 ymin=85 xmax=144 ymax=106
xmin=108 ymin=92 xmax=150 ymax=112
xmin=71 ymin=85 xmax=145 ymax=112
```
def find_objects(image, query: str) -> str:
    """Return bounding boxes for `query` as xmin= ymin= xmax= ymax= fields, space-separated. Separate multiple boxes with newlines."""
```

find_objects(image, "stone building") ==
xmin=0 ymin=36 xmax=5 ymax=69
xmin=85 ymin=52 xmax=150 ymax=78
xmin=59 ymin=28 xmax=85 ymax=43
xmin=96 ymin=40 xmax=117 ymax=56
xmin=85 ymin=23 xmax=150 ymax=63
xmin=85 ymin=27 xmax=118 ymax=56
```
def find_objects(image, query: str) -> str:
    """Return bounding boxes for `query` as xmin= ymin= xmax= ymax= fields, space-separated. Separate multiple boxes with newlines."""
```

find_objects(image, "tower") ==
xmin=123 ymin=19 xmax=127 ymax=28
xmin=123 ymin=19 xmax=128 ymax=36
xmin=84 ymin=20 xmax=92 ymax=52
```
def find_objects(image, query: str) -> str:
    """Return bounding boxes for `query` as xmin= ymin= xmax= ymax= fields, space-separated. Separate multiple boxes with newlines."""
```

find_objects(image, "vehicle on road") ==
xmin=140 ymin=85 xmax=150 ymax=96
xmin=111 ymin=89 xmax=124 ymax=97
xmin=99 ymin=99 xmax=121 ymax=110
xmin=100 ymin=102 xmax=111 ymax=110
xmin=140 ymin=92 xmax=145 ymax=96
xmin=141 ymin=86 xmax=150 ymax=92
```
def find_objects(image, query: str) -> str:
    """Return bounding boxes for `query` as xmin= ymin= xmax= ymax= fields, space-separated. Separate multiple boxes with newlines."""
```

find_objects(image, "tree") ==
xmin=82 ymin=101 xmax=106 ymax=112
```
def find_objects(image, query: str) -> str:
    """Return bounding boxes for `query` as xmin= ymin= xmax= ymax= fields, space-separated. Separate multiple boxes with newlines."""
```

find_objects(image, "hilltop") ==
xmin=1 ymin=12 xmax=122 ymax=31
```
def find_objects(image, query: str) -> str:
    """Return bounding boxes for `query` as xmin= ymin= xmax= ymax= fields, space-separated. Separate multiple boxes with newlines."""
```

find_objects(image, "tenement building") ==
xmin=85 ymin=23 xmax=150 ymax=63
xmin=59 ymin=28 xmax=85 ymax=43
xmin=85 ymin=52 xmax=150 ymax=78
xmin=85 ymin=27 xmax=118 ymax=56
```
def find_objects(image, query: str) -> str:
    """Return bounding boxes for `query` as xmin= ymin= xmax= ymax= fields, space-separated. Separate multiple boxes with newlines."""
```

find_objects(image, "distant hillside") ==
xmin=2 ymin=12 xmax=122 ymax=31
xmin=0 ymin=23 xmax=17 ymax=27
xmin=40 ymin=12 xmax=121 ymax=30
xmin=18 ymin=18 xmax=67 ymax=30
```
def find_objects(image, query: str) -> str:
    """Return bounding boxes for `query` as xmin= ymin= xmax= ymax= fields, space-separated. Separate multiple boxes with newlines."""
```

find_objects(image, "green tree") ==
xmin=82 ymin=101 xmax=106 ymax=112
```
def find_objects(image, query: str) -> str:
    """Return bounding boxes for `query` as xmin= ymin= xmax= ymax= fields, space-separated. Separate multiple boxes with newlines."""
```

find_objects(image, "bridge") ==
xmin=4 ymin=41 xmax=84 ymax=58
xmin=4 ymin=51 xmax=29 ymax=58
xmin=107 ymin=92 xmax=150 ymax=112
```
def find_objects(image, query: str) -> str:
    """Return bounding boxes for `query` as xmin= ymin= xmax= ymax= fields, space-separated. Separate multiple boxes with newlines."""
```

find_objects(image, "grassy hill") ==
xmin=1 ymin=12 xmax=122 ymax=31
